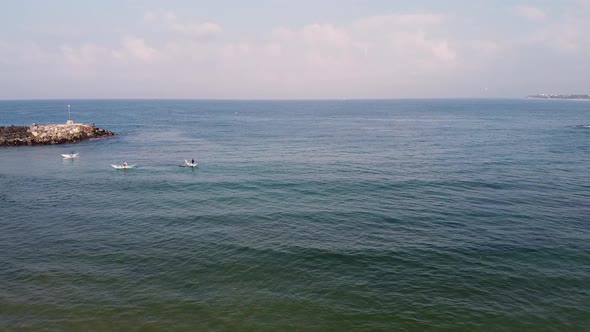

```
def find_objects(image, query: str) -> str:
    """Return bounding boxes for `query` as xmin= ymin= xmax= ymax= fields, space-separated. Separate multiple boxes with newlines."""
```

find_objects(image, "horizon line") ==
xmin=0 ymin=97 xmax=527 ymax=102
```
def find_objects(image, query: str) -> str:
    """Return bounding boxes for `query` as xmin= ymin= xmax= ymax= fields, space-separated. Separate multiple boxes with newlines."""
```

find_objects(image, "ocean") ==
xmin=0 ymin=99 xmax=589 ymax=330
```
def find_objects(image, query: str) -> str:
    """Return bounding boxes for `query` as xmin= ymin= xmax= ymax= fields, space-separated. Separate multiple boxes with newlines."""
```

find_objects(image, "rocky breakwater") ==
xmin=0 ymin=122 xmax=116 ymax=146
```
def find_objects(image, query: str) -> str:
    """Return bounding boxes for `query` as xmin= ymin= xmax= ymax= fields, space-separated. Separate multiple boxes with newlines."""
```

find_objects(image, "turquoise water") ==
xmin=1 ymin=99 xmax=589 ymax=330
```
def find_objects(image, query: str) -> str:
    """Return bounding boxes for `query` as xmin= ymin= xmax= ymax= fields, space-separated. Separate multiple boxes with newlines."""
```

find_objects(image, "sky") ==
xmin=0 ymin=0 xmax=589 ymax=99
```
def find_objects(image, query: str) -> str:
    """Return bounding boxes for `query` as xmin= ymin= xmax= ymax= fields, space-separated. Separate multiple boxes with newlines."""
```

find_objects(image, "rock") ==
xmin=0 ymin=123 xmax=116 ymax=146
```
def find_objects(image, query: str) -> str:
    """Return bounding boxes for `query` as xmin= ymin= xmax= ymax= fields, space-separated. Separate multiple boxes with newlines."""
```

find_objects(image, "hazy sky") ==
xmin=1 ymin=0 xmax=589 ymax=99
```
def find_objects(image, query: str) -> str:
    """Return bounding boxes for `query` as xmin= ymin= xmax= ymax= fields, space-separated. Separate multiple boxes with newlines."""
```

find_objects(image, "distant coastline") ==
xmin=527 ymin=94 xmax=590 ymax=100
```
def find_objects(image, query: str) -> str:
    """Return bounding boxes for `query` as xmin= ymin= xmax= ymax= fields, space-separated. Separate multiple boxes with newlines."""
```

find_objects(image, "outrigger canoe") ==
xmin=111 ymin=164 xmax=136 ymax=170
xmin=184 ymin=159 xmax=198 ymax=168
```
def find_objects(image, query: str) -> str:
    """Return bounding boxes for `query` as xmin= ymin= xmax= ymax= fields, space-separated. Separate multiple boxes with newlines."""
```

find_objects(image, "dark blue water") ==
xmin=1 ymin=99 xmax=589 ymax=330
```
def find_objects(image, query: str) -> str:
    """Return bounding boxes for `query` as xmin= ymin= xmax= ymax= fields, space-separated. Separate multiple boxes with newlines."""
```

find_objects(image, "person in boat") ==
xmin=191 ymin=158 xmax=195 ymax=164
xmin=123 ymin=161 xmax=128 ymax=167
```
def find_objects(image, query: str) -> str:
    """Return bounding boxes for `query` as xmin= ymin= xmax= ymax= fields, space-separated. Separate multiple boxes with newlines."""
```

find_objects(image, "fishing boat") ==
xmin=111 ymin=164 xmax=136 ymax=169
xmin=61 ymin=153 xmax=79 ymax=159
xmin=184 ymin=159 xmax=198 ymax=168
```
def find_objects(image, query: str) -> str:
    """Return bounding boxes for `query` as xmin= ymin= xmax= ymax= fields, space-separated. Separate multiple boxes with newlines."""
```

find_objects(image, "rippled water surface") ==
xmin=1 ymin=99 xmax=589 ymax=330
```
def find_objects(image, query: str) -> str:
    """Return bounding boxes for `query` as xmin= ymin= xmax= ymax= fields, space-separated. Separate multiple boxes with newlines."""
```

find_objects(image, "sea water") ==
xmin=0 ymin=99 xmax=589 ymax=330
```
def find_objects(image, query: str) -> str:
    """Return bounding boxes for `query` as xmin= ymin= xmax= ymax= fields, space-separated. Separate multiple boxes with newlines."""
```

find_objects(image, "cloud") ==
xmin=354 ymin=12 xmax=445 ymax=28
xmin=4 ymin=3 xmax=590 ymax=99
xmin=0 ymin=10 xmax=460 ymax=98
xmin=13 ymin=42 xmax=59 ymax=66
xmin=119 ymin=37 xmax=159 ymax=62
xmin=269 ymin=13 xmax=456 ymax=71
xmin=56 ymin=37 xmax=155 ymax=66
xmin=513 ymin=5 xmax=547 ymax=20
xmin=519 ymin=4 xmax=590 ymax=53
xmin=61 ymin=43 xmax=108 ymax=66
xmin=212 ymin=12 xmax=457 ymax=97
xmin=170 ymin=21 xmax=223 ymax=37
xmin=350 ymin=13 xmax=452 ymax=65
xmin=143 ymin=10 xmax=223 ymax=38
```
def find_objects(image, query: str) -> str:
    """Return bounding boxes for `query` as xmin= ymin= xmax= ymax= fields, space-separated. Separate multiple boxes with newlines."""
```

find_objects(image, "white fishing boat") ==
xmin=184 ymin=159 xmax=198 ymax=168
xmin=111 ymin=164 xmax=136 ymax=169
xmin=61 ymin=153 xmax=79 ymax=159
